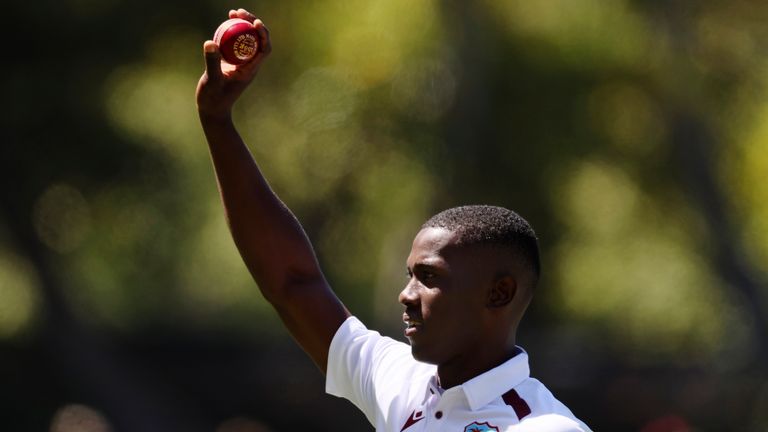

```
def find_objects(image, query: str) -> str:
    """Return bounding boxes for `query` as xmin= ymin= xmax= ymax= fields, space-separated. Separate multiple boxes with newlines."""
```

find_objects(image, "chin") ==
xmin=409 ymin=344 xmax=440 ymax=365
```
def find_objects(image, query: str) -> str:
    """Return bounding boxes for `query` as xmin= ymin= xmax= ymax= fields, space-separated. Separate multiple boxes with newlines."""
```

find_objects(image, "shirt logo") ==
xmin=400 ymin=410 xmax=425 ymax=431
xmin=464 ymin=421 xmax=499 ymax=432
xmin=400 ymin=410 xmax=424 ymax=432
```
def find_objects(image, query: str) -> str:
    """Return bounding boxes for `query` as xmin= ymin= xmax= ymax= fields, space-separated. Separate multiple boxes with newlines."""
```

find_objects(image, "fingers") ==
xmin=231 ymin=8 xmax=257 ymax=22
xmin=203 ymin=41 xmax=223 ymax=82
xmin=253 ymin=19 xmax=272 ymax=55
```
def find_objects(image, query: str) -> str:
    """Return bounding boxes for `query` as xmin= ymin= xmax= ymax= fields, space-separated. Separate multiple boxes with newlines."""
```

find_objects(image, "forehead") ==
xmin=407 ymin=227 xmax=459 ymax=266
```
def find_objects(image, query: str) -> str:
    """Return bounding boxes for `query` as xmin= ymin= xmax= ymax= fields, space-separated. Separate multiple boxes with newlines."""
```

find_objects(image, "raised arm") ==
xmin=195 ymin=9 xmax=350 ymax=372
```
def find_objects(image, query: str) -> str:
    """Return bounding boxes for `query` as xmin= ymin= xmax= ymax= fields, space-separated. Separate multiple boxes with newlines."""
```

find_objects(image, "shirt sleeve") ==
xmin=325 ymin=316 xmax=418 ymax=426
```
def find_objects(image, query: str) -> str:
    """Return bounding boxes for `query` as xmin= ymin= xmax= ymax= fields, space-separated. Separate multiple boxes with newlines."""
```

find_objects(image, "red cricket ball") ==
xmin=213 ymin=18 xmax=259 ymax=65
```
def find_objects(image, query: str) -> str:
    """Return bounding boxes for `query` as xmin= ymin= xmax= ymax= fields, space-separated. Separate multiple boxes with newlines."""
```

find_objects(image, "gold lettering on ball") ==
xmin=233 ymin=34 xmax=257 ymax=60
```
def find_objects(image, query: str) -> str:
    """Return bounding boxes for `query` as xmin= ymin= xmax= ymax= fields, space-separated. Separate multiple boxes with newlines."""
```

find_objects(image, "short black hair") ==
xmin=421 ymin=205 xmax=541 ymax=279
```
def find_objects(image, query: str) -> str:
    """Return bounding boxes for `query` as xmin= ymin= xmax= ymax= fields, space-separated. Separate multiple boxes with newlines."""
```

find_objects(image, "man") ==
xmin=196 ymin=9 xmax=591 ymax=432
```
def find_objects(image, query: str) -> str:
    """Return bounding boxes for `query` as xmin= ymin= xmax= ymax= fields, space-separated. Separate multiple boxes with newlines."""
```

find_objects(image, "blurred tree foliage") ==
xmin=1 ymin=0 xmax=767 ymax=431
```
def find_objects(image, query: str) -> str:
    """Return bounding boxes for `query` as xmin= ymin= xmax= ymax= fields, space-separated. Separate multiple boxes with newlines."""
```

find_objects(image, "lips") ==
xmin=403 ymin=313 xmax=423 ymax=337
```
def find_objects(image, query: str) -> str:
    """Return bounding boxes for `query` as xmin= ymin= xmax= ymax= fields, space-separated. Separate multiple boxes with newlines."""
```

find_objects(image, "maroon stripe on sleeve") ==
xmin=502 ymin=389 xmax=531 ymax=420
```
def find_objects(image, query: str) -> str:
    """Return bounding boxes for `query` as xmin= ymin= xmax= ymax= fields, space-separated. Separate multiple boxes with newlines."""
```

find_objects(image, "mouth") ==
xmin=403 ymin=314 xmax=423 ymax=337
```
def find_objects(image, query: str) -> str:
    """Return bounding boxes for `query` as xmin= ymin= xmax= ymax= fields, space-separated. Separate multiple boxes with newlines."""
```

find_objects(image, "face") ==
xmin=399 ymin=227 xmax=495 ymax=365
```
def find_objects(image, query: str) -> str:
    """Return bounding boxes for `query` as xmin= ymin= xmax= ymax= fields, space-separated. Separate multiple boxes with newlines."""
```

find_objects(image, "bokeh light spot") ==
xmin=289 ymin=67 xmax=359 ymax=132
xmin=0 ymin=250 xmax=41 ymax=339
xmin=105 ymin=32 xmax=202 ymax=163
xmin=725 ymin=100 xmax=768 ymax=275
xmin=33 ymin=184 xmax=92 ymax=253
xmin=551 ymin=160 xmax=749 ymax=364
xmin=558 ymin=161 xmax=639 ymax=238
xmin=50 ymin=404 xmax=113 ymax=432
xmin=178 ymin=201 xmax=271 ymax=323
xmin=391 ymin=58 xmax=457 ymax=122
xmin=587 ymin=82 xmax=665 ymax=157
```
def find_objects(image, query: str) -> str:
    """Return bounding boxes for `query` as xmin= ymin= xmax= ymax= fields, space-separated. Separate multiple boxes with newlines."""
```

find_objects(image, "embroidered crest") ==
xmin=464 ymin=421 xmax=499 ymax=432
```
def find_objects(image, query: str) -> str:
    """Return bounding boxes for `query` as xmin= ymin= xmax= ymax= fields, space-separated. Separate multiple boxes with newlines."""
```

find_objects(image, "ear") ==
xmin=488 ymin=274 xmax=517 ymax=308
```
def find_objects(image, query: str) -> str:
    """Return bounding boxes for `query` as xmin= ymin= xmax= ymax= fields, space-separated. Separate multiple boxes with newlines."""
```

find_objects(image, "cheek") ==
xmin=420 ymin=289 xmax=447 ymax=324
xmin=444 ymin=290 xmax=487 ymax=329
xmin=419 ymin=291 xmax=438 ymax=319
xmin=423 ymin=289 xmax=477 ymax=326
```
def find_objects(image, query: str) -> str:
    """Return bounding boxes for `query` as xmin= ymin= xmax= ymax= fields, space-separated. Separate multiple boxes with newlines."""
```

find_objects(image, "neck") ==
xmin=436 ymin=341 xmax=518 ymax=389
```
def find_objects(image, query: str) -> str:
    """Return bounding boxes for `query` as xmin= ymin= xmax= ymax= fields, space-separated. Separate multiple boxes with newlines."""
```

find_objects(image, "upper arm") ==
xmin=270 ymin=275 xmax=351 ymax=373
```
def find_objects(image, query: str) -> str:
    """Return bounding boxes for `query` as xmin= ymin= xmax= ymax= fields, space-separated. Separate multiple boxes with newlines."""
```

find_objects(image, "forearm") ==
xmin=195 ymin=12 xmax=349 ymax=371
xmin=200 ymin=112 xmax=323 ymax=300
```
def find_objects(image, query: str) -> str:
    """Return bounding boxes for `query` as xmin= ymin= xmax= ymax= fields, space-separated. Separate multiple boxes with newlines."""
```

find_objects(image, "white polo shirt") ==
xmin=326 ymin=317 xmax=591 ymax=432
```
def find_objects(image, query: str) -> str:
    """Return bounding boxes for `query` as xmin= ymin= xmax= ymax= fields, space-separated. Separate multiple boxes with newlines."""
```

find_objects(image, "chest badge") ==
xmin=464 ymin=421 xmax=499 ymax=432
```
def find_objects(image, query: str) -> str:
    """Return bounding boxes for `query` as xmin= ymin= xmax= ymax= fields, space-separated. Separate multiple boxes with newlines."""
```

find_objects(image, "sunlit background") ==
xmin=1 ymin=0 xmax=767 ymax=431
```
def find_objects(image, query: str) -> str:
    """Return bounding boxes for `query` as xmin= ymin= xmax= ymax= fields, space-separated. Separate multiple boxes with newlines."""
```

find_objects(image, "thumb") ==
xmin=203 ymin=41 xmax=223 ymax=81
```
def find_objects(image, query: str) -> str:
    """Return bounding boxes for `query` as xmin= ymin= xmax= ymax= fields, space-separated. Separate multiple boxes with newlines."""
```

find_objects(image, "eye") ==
xmin=419 ymin=270 xmax=436 ymax=282
xmin=407 ymin=266 xmax=438 ymax=284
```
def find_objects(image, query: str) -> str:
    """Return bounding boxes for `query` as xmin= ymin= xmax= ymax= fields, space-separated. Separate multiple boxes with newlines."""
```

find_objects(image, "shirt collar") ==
xmin=424 ymin=375 xmax=441 ymax=400
xmin=453 ymin=346 xmax=531 ymax=411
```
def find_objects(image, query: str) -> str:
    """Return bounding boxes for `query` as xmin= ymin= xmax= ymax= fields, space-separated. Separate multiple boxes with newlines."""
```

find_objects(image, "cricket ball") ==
xmin=213 ymin=18 xmax=259 ymax=65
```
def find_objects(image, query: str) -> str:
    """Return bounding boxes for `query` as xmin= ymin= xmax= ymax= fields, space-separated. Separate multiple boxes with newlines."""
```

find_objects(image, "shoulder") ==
xmin=326 ymin=316 xmax=435 ymax=425
xmin=328 ymin=316 xmax=412 ymax=363
xmin=512 ymin=378 xmax=591 ymax=431
xmin=327 ymin=316 xmax=434 ymax=388
xmin=516 ymin=378 xmax=577 ymax=414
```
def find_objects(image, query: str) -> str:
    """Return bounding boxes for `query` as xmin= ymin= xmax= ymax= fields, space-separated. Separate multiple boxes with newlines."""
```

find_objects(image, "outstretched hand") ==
xmin=196 ymin=9 xmax=272 ymax=119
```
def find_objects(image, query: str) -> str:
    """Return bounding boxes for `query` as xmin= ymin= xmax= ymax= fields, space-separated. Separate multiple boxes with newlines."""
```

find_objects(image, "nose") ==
xmin=399 ymin=279 xmax=420 ymax=306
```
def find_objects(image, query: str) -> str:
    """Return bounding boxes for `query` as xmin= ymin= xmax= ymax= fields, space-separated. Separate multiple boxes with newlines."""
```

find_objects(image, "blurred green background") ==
xmin=1 ymin=0 xmax=767 ymax=431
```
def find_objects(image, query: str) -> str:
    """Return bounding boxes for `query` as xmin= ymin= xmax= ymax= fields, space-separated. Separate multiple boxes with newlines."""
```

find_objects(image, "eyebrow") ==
xmin=407 ymin=260 xmax=446 ymax=273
